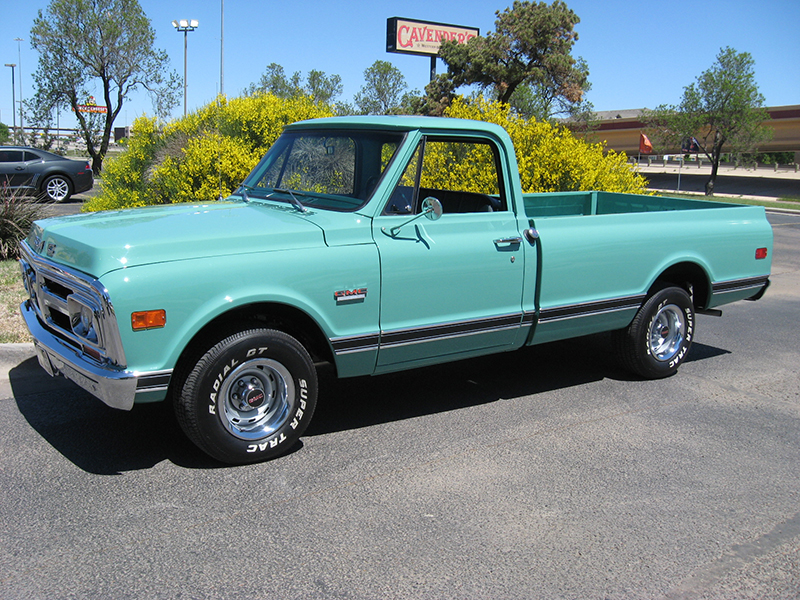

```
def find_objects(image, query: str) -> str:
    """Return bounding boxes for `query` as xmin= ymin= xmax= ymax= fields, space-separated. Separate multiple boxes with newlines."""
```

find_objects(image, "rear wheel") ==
xmin=173 ymin=328 xmax=318 ymax=464
xmin=614 ymin=285 xmax=695 ymax=379
xmin=42 ymin=175 xmax=72 ymax=202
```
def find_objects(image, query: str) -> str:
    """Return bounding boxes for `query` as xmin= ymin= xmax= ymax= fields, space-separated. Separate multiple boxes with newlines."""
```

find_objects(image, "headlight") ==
xmin=67 ymin=295 xmax=100 ymax=344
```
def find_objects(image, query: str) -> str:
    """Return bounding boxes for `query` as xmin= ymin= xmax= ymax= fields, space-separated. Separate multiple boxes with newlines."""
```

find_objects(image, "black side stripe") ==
xmin=331 ymin=334 xmax=380 ymax=355
xmin=380 ymin=313 xmax=522 ymax=349
xmin=331 ymin=314 xmax=523 ymax=356
xmin=136 ymin=371 xmax=173 ymax=392
xmin=538 ymin=294 xmax=646 ymax=324
xmin=712 ymin=276 xmax=770 ymax=294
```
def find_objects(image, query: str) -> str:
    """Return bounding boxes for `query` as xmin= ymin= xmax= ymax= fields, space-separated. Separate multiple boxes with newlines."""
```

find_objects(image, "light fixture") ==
xmin=172 ymin=19 xmax=199 ymax=116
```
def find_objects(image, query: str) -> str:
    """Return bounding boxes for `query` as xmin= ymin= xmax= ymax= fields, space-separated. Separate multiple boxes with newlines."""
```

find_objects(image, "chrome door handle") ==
xmin=493 ymin=237 xmax=522 ymax=246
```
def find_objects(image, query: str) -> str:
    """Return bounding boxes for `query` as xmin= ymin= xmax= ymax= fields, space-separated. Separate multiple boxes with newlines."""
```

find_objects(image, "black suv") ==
xmin=0 ymin=146 xmax=93 ymax=202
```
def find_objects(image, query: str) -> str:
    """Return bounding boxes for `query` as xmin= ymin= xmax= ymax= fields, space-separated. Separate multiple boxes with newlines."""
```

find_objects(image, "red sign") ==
xmin=387 ymin=17 xmax=479 ymax=57
xmin=76 ymin=104 xmax=108 ymax=114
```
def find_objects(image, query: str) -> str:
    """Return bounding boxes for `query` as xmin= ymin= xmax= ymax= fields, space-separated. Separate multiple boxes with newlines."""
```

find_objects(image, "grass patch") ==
xmin=653 ymin=191 xmax=800 ymax=211
xmin=0 ymin=259 xmax=30 ymax=343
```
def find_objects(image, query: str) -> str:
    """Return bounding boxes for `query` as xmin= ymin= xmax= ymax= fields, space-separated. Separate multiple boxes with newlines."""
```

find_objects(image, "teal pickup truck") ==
xmin=19 ymin=116 xmax=772 ymax=464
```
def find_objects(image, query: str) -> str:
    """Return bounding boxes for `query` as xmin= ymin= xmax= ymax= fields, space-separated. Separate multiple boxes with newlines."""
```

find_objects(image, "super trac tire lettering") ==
xmin=174 ymin=328 xmax=318 ymax=464
xmin=614 ymin=285 xmax=695 ymax=379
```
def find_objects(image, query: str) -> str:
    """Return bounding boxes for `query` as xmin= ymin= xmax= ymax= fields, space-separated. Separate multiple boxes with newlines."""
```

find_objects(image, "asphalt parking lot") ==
xmin=1 ymin=212 xmax=798 ymax=599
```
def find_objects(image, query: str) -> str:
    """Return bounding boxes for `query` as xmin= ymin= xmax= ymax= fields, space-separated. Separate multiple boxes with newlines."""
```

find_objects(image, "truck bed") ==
xmin=523 ymin=190 xmax=731 ymax=218
xmin=520 ymin=190 xmax=772 ymax=346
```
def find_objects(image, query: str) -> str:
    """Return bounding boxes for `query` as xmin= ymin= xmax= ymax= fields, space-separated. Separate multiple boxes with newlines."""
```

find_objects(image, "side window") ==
xmin=385 ymin=143 xmax=421 ymax=214
xmin=0 ymin=150 xmax=25 ymax=163
xmin=420 ymin=140 xmax=500 ymax=197
xmin=385 ymin=137 xmax=505 ymax=215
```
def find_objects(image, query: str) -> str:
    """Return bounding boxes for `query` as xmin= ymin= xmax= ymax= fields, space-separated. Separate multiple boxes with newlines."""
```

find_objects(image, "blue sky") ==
xmin=2 ymin=0 xmax=799 ymax=130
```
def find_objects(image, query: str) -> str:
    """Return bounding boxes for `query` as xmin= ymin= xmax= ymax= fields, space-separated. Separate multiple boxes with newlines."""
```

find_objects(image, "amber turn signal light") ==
xmin=131 ymin=309 xmax=167 ymax=331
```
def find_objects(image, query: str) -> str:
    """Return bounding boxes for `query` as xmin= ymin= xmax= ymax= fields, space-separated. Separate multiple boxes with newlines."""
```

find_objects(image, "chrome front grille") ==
xmin=19 ymin=241 xmax=127 ymax=369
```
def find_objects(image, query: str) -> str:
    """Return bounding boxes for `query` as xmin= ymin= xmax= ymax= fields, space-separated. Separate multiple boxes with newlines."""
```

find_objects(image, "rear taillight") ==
xmin=755 ymin=248 xmax=768 ymax=260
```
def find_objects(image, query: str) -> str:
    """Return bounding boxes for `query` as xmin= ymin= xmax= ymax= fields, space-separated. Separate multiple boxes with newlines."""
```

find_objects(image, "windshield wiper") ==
xmin=268 ymin=188 xmax=308 ymax=213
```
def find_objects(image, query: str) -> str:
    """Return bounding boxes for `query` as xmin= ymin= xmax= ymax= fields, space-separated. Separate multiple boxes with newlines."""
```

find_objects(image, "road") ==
xmin=1 ymin=213 xmax=798 ymax=599
xmin=638 ymin=163 xmax=800 ymax=200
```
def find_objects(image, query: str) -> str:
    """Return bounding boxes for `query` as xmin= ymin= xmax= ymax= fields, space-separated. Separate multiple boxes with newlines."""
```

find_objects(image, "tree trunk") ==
xmin=705 ymin=159 xmax=719 ymax=196
xmin=705 ymin=134 xmax=724 ymax=196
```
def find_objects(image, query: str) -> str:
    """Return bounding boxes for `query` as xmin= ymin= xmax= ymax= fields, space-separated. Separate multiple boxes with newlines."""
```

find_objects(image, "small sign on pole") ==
xmin=75 ymin=96 xmax=108 ymax=114
xmin=76 ymin=104 xmax=108 ymax=114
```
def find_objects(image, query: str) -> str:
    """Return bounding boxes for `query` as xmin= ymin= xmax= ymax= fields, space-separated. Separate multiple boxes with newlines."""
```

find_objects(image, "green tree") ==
xmin=353 ymin=60 xmax=409 ymax=115
xmin=30 ymin=0 xmax=180 ymax=173
xmin=501 ymin=57 xmax=591 ymax=122
xmin=0 ymin=122 xmax=9 ymax=145
xmin=437 ymin=1 xmax=588 ymax=114
xmin=247 ymin=63 xmax=343 ymax=105
xmin=642 ymin=47 xmax=771 ymax=195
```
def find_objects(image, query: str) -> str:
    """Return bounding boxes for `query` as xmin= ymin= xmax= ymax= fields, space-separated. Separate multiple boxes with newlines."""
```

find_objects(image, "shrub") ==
xmin=88 ymin=93 xmax=647 ymax=213
xmin=85 ymin=93 xmax=334 ymax=211
xmin=0 ymin=185 xmax=51 ymax=260
xmin=444 ymin=96 xmax=648 ymax=194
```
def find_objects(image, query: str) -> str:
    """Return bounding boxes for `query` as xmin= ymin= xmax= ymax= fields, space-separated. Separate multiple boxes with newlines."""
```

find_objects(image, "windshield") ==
xmin=239 ymin=130 xmax=406 ymax=212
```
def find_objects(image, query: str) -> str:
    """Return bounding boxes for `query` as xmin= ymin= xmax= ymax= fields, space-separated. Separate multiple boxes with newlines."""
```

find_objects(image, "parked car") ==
xmin=0 ymin=146 xmax=93 ymax=202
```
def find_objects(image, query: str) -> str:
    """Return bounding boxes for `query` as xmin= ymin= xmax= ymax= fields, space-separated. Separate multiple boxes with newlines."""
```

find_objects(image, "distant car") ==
xmin=0 ymin=146 xmax=93 ymax=202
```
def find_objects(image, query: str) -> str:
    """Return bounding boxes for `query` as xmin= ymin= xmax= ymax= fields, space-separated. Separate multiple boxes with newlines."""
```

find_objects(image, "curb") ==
xmin=0 ymin=343 xmax=35 ymax=380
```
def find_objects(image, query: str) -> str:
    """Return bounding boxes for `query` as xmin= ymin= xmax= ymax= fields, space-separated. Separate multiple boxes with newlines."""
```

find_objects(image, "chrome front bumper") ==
xmin=21 ymin=300 xmax=169 ymax=411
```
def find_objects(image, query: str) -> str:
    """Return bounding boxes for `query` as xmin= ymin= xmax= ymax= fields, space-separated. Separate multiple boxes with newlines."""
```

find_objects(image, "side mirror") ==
xmin=421 ymin=196 xmax=443 ymax=221
xmin=383 ymin=196 xmax=443 ymax=237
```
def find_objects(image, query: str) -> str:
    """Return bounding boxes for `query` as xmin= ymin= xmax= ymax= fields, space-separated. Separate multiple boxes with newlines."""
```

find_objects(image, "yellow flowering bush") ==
xmin=88 ymin=93 xmax=646 ymax=213
xmin=444 ymin=96 xmax=648 ymax=194
xmin=85 ymin=93 xmax=333 ymax=211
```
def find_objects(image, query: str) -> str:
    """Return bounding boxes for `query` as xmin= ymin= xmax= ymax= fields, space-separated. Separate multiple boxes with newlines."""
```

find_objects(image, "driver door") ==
xmin=372 ymin=135 xmax=527 ymax=371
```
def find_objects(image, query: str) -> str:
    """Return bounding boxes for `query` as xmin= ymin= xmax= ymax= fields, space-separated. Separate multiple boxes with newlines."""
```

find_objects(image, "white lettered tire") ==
xmin=614 ymin=285 xmax=695 ymax=379
xmin=174 ymin=328 xmax=318 ymax=464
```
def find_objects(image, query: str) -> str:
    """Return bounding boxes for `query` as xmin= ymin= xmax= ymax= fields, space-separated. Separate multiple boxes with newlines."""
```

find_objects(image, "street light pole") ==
xmin=4 ymin=64 xmax=16 ymax=142
xmin=14 ymin=38 xmax=23 ymax=140
xmin=171 ymin=19 xmax=199 ymax=117
xmin=220 ymin=0 xmax=224 ymax=96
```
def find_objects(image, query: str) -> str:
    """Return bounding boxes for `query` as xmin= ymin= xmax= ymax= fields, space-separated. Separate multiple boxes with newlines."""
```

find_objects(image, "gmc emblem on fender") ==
xmin=334 ymin=288 xmax=368 ymax=304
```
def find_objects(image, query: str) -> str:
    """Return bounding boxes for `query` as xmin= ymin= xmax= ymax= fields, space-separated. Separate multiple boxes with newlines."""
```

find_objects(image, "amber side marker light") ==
xmin=755 ymin=248 xmax=768 ymax=260
xmin=132 ymin=310 xmax=167 ymax=331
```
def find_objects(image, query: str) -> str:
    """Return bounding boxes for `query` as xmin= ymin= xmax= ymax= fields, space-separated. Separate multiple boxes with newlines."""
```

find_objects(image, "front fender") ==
xmin=102 ymin=245 xmax=381 ymax=377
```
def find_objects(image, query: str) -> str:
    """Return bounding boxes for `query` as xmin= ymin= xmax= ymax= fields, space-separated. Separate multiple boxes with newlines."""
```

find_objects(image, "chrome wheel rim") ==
xmin=649 ymin=304 xmax=686 ymax=361
xmin=46 ymin=178 xmax=69 ymax=201
xmin=216 ymin=358 xmax=295 ymax=440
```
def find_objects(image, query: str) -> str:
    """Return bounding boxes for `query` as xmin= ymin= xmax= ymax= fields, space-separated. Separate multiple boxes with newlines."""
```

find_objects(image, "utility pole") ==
xmin=14 ymin=38 xmax=23 ymax=140
xmin=4 ymin=64 xmax=16 ymax=142
xmin=220 ymin=0 xmax=225 ymax=96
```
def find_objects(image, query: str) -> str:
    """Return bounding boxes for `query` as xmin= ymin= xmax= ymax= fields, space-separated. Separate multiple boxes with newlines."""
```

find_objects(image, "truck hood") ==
xmin=27 ymin=201 xmax=327 ymax=277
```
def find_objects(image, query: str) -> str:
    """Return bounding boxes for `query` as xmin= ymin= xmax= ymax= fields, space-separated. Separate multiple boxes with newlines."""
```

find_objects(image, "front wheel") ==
xmin=613 ymin=285 xmax=695 ymax=379
xmin=173 ymin=328 xmax=318 ymax=464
